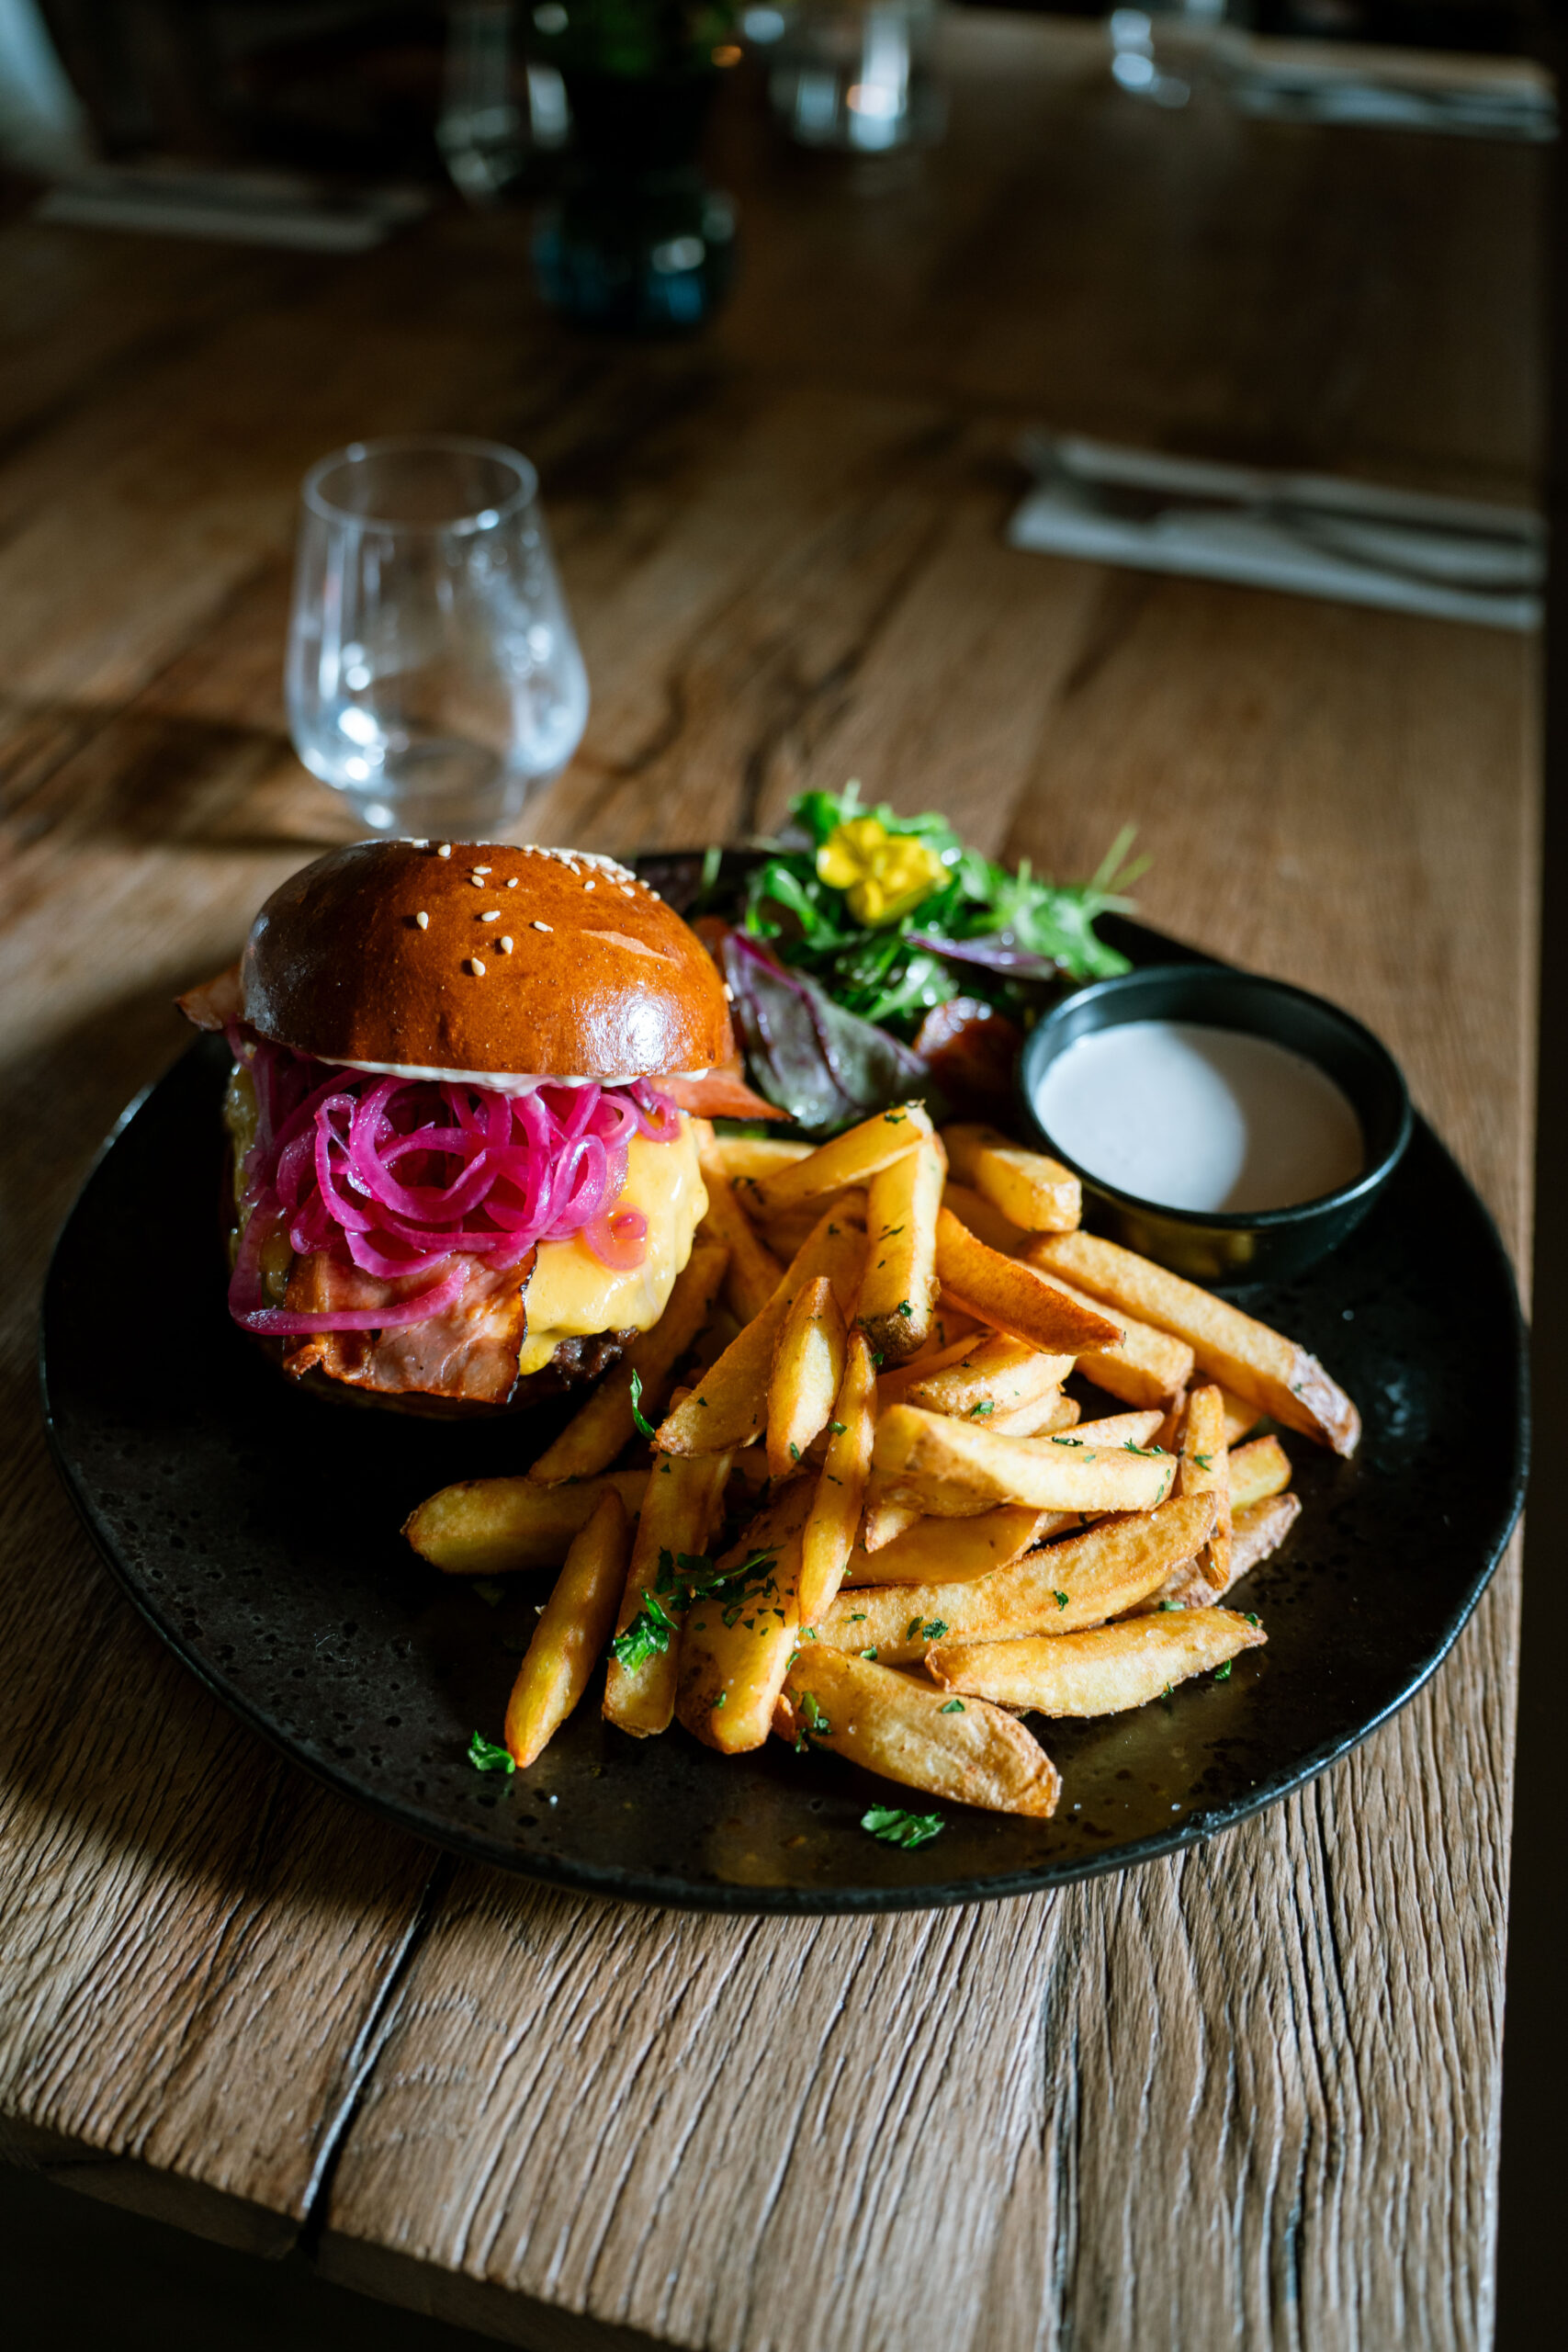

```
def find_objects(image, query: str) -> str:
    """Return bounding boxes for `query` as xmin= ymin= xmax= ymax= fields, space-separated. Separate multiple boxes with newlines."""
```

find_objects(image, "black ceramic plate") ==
xmin=39 ymin=916 xmax=1527 ymax=1915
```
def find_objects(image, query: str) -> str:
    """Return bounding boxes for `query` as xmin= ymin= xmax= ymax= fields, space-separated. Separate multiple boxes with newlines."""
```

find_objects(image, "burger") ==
xmin=177 ymin=838 xmax=776 ymax=1409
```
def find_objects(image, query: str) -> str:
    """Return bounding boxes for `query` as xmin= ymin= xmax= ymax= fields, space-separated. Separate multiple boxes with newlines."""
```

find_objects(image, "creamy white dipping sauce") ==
xmin=1034 ymin=1021 xmax=1364 ymax=1214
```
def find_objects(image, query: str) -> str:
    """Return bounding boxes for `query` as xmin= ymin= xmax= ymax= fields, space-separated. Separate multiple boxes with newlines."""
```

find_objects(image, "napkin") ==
xmin=1008 ymin=433 xmax=1543 ymax=630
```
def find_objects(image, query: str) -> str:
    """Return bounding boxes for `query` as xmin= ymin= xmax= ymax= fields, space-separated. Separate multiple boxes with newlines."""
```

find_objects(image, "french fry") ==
xmin=840 ymin=1503 xmax=1050 ymax=1589
xmin=985 ymin=1392 xmax=1079 ymax=1439
xmin=876 ymin=1331 xmax=977 ymax=1411
xmin=675 ymin=1483 xmax=814 ymax=1753
xmin=710 ymin=1136 xmax=814 ymax=1182
xmin=942 ymin=1193 xmax=1189 ymax=1408
xmin=1073 ymin=1410 xmax=1167 ymax=1448
xmin=859 ymin=1491 xmax=924 ymax=1552
xmin=526 ymin=1240 xmax=729 ymax=1485
xmin=405 ymin=1469 xmax=649 ymax=1576
xmin=777 ymin=1645 xmax=1059 ymax=1818
xmin=873 ymin=1403 xmax=1176 ymax=1515
xmin=942 ymin=1123 xmax=1081 ymax=1234
xmin=1018 ymin=1250 xmax=1194 ymax=1408
xmin=1220 ymin=1387 xmax=1262 ymax=1443
xmin=1231 ymin=1490 xmax=1301 ymax=1577
xmin=602 ymin=1448 xmax=732 ymax=1736
xmin=908 ymin=1332 xmax=1073 ymax=1419
xmin=936 ymin=1209 xmax=1122 ymax=1358
xmin=697 ymin=1164 xmax=785 ymax=1322
xmin=656 ymin=1199 xmax=866 ymax=1455
xmin=747 ymin=1102 xmax=936 ymax=1216
xmin=942 ymin=1181 xmax=1029 ymax=1256
xmin=823 ymin=1491 xmax=1216 ymax=1661
xmin=798 ymin=1330 xmax=877 ymax=1623
xmin=1230 ymin=1435 xmax=1292 ymax=1511
xmin=1155 ymin=1385 xmax=1188 ymax=1452
xmin=1028 ymin=1231 xmax=1359 ymax=1454
xmin=1178 ymin=1383 xmax=1232 ymax=1594
xmin=928 ymin=1607 xmax=1266 ymax=1714
xmin=762 ymin=1194 xmax=860 ymax=1261
xmin=1135 ymin=1490 xmax=1302 ymax=1612
xmin=504 ymin=1489 xmax=630 ymax=1766
xmin=768 ymin=1275 xmax=847 ymax=1483
xmin=855 ymin=1138 xmax=945 ymax=1363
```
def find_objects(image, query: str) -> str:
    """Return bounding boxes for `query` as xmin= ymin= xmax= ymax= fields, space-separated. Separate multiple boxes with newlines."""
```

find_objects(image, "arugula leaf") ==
xmin=862 ymin=1805 xmax=943 ymax=1849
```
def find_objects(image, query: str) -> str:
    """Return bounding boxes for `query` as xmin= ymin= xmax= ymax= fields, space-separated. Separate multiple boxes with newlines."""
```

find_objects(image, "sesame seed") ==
xmin=473 ymin=865 xmax=491 ymax=875
xmin=415 ymin=910 xmax=430 ymax=930
xmin=620 ymin=884 xmax=635 ymax=897
xmin=469 ymin=956 xmax=486 ymax=977
xmin=468 ymin=876 xmax=486 ymax=887
xmin=436 ymin=843 xmax=452 ymax=857
xmin=723 ymin=982 xmax=734 ymax=1001
xmin=583 ymin=880 xmax=595 ymax=891
xmin=479 ymin=910 xmax=501 ymax=920
xmin=499 ymin=936 xmax=513 ymax=953
xmin=533 ymin=920 xmax=553 ymax=933
xmin=506 ymin=877 xmax=518 ymax=888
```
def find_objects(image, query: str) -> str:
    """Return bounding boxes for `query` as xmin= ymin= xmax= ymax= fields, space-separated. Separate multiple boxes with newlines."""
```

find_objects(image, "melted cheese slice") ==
xmin=515 ymin=1121 xmax=706 ymax=1376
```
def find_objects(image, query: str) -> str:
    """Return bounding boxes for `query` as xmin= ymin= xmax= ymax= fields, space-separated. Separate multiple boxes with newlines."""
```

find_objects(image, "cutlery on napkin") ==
xmin=1009 ymin=433 xmax=1544 ymax=629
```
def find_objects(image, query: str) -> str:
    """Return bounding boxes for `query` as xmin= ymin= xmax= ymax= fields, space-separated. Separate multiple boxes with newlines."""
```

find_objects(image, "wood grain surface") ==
xmin=0 ymin=13 xmax=1540 ymax=2349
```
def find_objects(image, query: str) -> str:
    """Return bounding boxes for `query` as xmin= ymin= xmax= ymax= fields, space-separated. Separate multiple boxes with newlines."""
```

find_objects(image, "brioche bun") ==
xmin=240 ymin=838 xmax=733 ymax=1080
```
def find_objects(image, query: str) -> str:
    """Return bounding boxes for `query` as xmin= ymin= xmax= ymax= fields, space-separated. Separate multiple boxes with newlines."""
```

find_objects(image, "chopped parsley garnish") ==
xmin=860 ymin=1646 xmax=878 ymax=1660
xmin=1213 ymin=1660 xmax=1234 ymax=1681
xmin=897 ymin=1301 xmax=912 ymax=1317
xmin=628 ymin=1367 xmax=656 ymax=1441
xmin=794 ymin=1690 xmax=832 ymax=1750
xmin=968 ymin=1400 xmax=995 ymax=1418
xmin=1192 ymin=1452 xmax=1214 ymax=1469
xmin=610 ymin=1589 xmax=678 ymax=1670
xmin=862 ymin=1805 xmax=943 ymax=1849
xmin=940 ymin=1699 xmax=965 ymax=1713
xmin=468 ymin=1731 xmax=514 ymax=1775
xmin=829 ymin=1419 xmax=847 ymax=1435
xmin=1054 ymin=1590 xmax=1069 ymax=1610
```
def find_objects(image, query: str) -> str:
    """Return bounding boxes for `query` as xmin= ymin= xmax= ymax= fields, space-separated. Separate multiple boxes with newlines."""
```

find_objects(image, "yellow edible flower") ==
xmin=817 ymin=816 xmax=947 ymax=928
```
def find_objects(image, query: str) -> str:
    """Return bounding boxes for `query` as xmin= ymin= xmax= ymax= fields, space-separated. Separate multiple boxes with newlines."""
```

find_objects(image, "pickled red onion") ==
xmin=225 ymin=1033 xmax=679 ymax=1336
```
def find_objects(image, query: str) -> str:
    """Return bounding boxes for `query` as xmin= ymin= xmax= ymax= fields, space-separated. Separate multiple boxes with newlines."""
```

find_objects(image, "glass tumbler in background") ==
xmin=768 ymin=1 xmax=947 ymax=155
xmin=1107 ymin=2 xmax=1238 ymax=110
xmin=287 ymin=436 xmax=589 ymax=839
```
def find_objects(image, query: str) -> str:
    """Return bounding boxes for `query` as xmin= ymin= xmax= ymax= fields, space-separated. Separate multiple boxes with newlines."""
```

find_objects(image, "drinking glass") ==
xmin=1107 ymin=1 xmax=1235 ymax=110
xmin=287 ymin=436 xmax=589 ymax=837
xmin=766 ymin=1 xmax=946 ymax=155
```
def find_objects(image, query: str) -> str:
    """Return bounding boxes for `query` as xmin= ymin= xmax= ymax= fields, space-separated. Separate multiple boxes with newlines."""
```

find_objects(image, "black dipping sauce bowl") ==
xmin=1016 ymin=965 xmax=1413 ymax=1286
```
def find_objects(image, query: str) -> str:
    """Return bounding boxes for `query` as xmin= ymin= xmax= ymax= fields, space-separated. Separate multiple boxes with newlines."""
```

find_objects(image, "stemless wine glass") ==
xmin=287 ymin=436 xmax=589 ymax=837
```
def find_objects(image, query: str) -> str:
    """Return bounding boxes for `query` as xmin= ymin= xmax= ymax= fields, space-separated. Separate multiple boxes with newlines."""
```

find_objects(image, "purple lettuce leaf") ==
xmin=722 ymin=932 xmax=936 ymax=1135
xmin=905 ymin=930 xmax=1066 ymax=981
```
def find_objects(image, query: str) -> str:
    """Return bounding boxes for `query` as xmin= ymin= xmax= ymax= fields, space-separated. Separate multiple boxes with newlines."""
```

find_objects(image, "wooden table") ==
xmin=0 ymin=16 xmax=1541 ymax=2348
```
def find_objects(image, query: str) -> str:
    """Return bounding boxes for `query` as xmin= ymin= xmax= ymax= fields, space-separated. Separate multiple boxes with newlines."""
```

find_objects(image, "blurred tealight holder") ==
xmin=765 ymin=0 xmax=947 ymax=154
xmin=1107 ymin=1 xmax=1239 ymax=111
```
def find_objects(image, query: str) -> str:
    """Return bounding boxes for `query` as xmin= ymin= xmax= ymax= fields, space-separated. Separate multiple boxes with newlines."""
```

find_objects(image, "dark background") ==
xmin=0 ymin=1 xmax=1560 ymax=2346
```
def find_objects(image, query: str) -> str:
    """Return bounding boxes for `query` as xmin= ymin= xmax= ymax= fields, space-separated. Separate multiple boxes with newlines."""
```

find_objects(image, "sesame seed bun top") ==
xmin=240 ymin=839 xmax=734 ymax=1080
